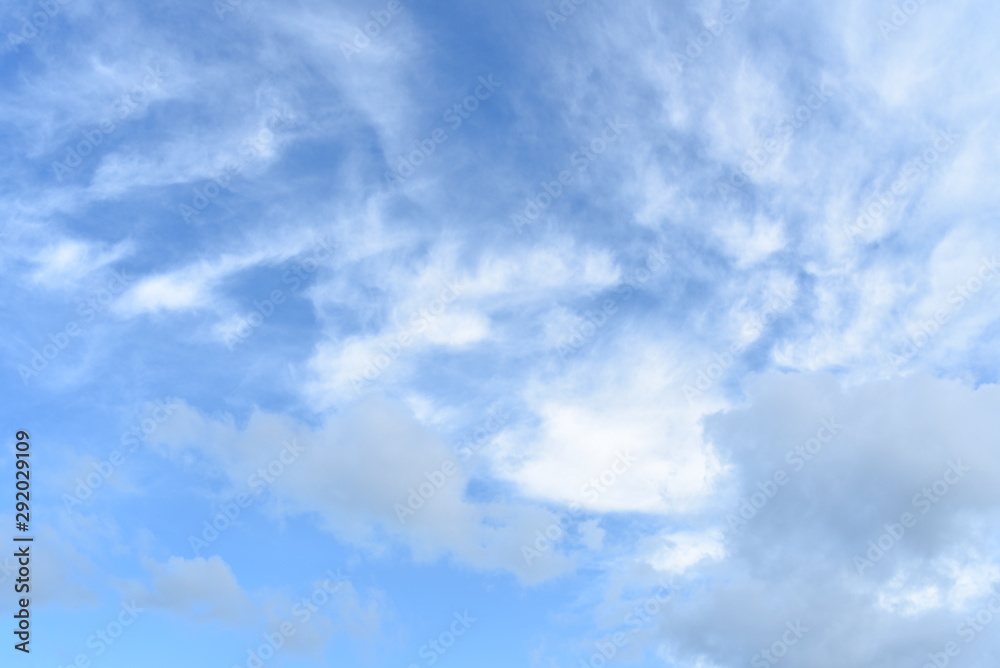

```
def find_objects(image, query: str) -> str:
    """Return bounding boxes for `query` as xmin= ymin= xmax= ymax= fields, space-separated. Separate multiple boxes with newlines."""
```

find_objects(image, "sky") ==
xmin=1 ymin=0 xmax=1000 ymax=666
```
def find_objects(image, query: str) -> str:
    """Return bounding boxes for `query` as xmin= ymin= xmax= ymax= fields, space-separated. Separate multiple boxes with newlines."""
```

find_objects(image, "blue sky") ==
xmin=2 ymin=0 xmax=1000 ymax=666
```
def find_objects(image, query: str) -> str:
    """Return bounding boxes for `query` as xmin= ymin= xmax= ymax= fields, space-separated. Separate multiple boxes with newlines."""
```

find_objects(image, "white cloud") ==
xmin=493 ymin=335 xmax=726 ymax=514
xmin=126 ymin=555 xmax=253 ymax=624
xmin=29 ymin=238 xmax=131 ymax=290
xmin=113 ymin=233 xmax=322 ymax=317
xmin=148 ymin=397 xmax=578 ymax=584
xmin=645 ymin=530 xmax=726 ymax=574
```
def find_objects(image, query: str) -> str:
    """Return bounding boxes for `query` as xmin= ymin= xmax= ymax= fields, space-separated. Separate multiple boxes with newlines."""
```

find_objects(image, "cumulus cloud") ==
xmin=148 ymin=396 xmax=579 ymax=584
xmin=612 ymin=372 xmax=1000 ymax=667
xmin=124 ymin=555 xmax=253 ymax=624
xmin=6 ymin=0 xmax=1000 ymax=664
